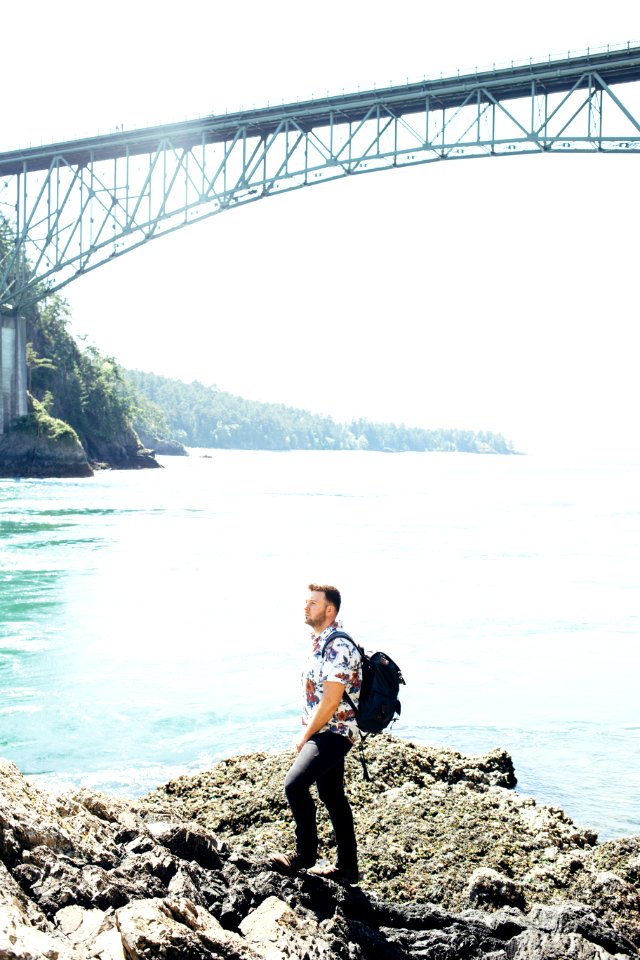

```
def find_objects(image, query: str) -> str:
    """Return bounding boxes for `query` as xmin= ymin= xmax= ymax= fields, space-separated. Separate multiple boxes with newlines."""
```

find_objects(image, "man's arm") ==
xmin=295 ymin=680 xmax=344 ymax=752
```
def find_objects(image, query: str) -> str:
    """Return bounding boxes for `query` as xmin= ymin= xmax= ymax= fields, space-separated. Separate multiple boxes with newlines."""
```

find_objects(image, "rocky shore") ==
xmin=0 ymin=408 xmax=161 ymax=478
xmin=1 ymin=737 xmax=639 ymax=959
xmin=0 ymin=413 xmax=93 ymax=478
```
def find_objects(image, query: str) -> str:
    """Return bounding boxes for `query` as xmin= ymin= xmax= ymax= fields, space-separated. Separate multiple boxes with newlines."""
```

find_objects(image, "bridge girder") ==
xmin=1 ymin=43 xmax=640 ymax=311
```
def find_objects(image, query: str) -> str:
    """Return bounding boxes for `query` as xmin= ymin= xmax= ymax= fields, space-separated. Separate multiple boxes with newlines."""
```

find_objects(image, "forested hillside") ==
xmin=126 ymin=369 xmax=516 ymax=454
xmin=1 ymin=218 xmax=156 ymax=473
xmin=27 ymin=298 xmax=132 ymax=452
xmin=2 ymin=201 xmax=516 ymax=465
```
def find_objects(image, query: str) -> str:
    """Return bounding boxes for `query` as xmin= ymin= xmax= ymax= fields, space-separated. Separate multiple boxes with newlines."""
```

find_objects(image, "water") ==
xmin=1 ymin=451 xmax=638 ymax=840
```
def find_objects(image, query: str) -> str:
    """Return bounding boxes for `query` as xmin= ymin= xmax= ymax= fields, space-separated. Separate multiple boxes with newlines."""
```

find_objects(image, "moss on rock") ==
xmin=139 ymin=736 xmax=640 ymax=948
xmin=0 ymin=404 xmax=92 ymax=478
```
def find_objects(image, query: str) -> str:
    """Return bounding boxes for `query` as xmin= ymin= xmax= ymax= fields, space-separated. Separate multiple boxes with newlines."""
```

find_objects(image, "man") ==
xmin=270 ymin=583 xmax=361 ymax=884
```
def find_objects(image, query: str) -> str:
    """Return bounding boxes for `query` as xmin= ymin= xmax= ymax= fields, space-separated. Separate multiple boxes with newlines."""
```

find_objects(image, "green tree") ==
xmin=26 ymin=342 xmax=56 ymax=392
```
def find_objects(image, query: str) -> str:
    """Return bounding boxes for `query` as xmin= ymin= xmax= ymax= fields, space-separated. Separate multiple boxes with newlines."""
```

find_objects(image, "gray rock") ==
xmin=240 ymin=895 xmax=345 ymax=959
xmin=115 ymin=896 xmax=260 ymax=960
xmin=526 ymin=902 xmax=637 ymax=957
xmin=1 ymin=747 xmax=638 ymax=960
xmin=0 ymin=860 xmax=85 ymax=959
xmin=54 ymin=904 xmax=125 ymax=958
xmin=466 ymin=868 xmax=526 ymax=910
xmin=139 ymin=738 xmax=604 ymax=913
xmin=135 ymin=429 xmax=188 ymax=456
xmin=0 ymin=416 xmax=92 ymax=478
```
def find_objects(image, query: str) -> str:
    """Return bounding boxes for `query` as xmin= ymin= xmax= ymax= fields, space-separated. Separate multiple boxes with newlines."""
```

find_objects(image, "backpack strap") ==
xmin=321 ymin=631 xmax=363 ymax=716
xmin=321 ymin=630 xmax=371 ymax=782
xmin=321 ymin=630 xmax=361 ymax=657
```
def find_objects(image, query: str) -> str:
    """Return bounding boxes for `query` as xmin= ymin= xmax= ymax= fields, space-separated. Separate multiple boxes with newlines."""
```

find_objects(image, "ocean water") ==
xmin=1 ymin=450 xmax=638 ymax=841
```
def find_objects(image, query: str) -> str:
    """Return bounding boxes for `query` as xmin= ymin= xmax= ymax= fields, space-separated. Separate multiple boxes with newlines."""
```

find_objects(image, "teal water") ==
xmin=1 ymin=451 xmax=638 ymax=839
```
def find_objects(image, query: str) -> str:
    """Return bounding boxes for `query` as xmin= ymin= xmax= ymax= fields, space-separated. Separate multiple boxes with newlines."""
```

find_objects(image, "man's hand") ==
xmin=296 ymin=681 xmax=345 ymax=751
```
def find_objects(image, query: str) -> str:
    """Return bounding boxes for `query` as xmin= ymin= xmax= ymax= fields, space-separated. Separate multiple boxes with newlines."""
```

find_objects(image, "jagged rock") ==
xmin=0 ymin=408 xmax=161 ymax=477
xmin=135 ymin=428 xmax=188 ymax=456
xmin=115 ymin=896 xmax=260 ymax=960
xmin=508 ymin=929 xmax=619 ymax=959
xmin=0 ymin=861 xmax=85 ymax=959
xmin=466 ymin=867 xmax=526 ymax=910
xmin=147 ymin=822 xmax=227 ymax=870
xmin=525 ymin=902 xmax=637 ymax=956
xmin=140 ymin=737 xmax=601 ymax=909
xmin=1 ymin=746 xmax=638 ymax=960
xmin=239 ymin=895 xmax=343 ymax=959
xmin=0 ymin=414 xmax=92 ymax=478
xmin=0 ymin=761 xmax=127 ymax=871
xmin=141 ymin=736 xmax=639 ymax=951
xmin=85 ymin=427 xmax=161 ymax=470
xmin=55 ymin=904 xmax=124 ymax=959
xmin=55 ymin=904 xmax=109 ymax=943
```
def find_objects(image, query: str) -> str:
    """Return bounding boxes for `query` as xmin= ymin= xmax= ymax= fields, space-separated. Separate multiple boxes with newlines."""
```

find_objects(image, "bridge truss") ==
xmin=1 ymin=42 xmax=640 ymax=311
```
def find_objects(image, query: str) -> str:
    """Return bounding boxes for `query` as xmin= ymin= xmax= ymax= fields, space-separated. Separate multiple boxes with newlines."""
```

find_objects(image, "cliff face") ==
xmin=14 ymin=296 xmax=162 ymax=477
xmin=0 ymin=411 xmax=93 ymax=478
xmin=1 ymin=738 xmax=639 ymax=960
xmin=134 ymin=427 xmax=188 ymax=456
xmin=81 ymin=423 xmax=162 ymax=471
xmin=0 ymin=403 xmax=161 ymax=478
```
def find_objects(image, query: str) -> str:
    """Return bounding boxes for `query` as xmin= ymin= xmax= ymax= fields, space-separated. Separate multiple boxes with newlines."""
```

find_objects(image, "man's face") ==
xmin=304 ymin=590 xmax=333 ymax=632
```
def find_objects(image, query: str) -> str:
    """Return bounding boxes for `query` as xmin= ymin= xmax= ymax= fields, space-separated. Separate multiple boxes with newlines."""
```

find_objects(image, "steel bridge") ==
xmin=2 ymin=41 xmax=640 ymax=314
xmin=1 ymin=42 xmax=640 ymax=428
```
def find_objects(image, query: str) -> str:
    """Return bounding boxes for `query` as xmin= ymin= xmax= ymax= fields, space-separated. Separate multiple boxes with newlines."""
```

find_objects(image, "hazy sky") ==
xmin=3 ymin=1 xmax=639 ymax=457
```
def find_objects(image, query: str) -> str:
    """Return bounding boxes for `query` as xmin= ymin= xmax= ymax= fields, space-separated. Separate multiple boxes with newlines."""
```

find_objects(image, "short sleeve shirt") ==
xmin=301 ymin=622 xmax=362 ymax=742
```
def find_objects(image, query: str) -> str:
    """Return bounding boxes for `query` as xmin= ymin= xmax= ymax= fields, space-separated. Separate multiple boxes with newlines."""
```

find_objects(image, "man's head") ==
xmin=305 ymin=583 xmax=341 ymax=633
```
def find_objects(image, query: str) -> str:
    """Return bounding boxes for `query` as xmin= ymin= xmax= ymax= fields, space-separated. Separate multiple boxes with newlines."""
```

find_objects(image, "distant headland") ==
xmin=0 ymin=292 xmax=517 ymax=478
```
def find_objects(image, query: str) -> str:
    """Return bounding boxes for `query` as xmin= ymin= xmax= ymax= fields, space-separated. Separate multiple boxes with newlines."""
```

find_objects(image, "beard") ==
xmin=305 ymin=613 xmax=324 ymax=631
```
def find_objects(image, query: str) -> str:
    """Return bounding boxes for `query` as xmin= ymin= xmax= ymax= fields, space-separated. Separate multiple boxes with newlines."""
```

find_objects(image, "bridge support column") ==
xmin=0 ymin=311 xmax=28 ymax=434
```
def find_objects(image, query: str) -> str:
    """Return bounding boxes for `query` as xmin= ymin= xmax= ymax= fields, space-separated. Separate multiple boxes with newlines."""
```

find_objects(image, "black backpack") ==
xmin=322 ymin=631 xmax=405 ymax=778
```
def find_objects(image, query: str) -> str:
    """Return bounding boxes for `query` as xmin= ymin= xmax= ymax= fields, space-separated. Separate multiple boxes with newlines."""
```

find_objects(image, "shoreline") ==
xmin=2 ymin=736 xmax=639 ymax=958
xmin=22 ymin=719 xmax=638 ymax=844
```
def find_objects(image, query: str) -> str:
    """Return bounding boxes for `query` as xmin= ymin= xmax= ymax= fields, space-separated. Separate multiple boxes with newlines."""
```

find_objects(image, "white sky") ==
xmin=3 ymin=1 xmax=640 ymax=457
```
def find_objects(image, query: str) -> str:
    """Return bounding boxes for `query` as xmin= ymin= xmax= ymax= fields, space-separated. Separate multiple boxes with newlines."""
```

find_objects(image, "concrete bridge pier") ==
xmin=0 ymin=311 xmax=28 ymax=434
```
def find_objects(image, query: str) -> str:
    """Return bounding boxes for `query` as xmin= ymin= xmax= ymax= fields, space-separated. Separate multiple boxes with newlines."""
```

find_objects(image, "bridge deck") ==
xmin=2 ymin=44 xmax=640 ymax=176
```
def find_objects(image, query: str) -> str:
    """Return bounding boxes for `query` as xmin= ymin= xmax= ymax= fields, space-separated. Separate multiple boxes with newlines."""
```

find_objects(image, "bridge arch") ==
xmin=1 ymin=43 xmax=640 ymax=429
xmin=1 ymin=42 xmax=640 ymax=316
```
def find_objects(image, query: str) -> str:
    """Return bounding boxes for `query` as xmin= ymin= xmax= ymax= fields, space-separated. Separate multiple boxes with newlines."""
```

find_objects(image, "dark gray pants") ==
xmin=284 ymin=731 xmax=357 ymax=871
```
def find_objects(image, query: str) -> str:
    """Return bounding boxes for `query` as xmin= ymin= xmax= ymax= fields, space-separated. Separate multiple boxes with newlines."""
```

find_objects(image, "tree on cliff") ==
xmin=26 ymin=343 xmax=56 ymax=393
xmin=2 ymin=215 xmax=157 ymax=471
xmin=26 ymin=296 xmax=141 ymax=460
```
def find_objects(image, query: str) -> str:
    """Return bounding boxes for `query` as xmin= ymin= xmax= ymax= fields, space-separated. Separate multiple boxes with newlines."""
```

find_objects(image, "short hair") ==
xmin=308 ymin=583 xmax=341 ymax=614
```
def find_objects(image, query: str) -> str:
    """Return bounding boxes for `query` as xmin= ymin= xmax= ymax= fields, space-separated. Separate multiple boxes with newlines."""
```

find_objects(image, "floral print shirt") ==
xmin=301 ymin=620 xmax=362 ymax=743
